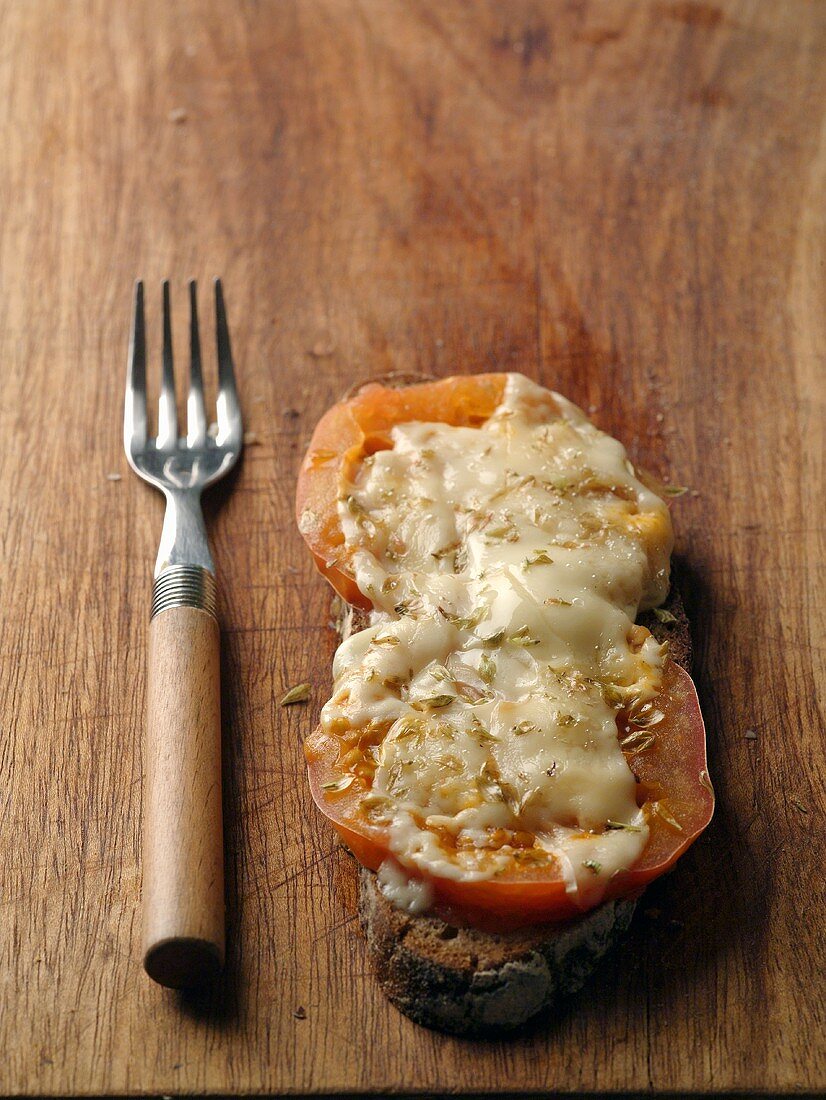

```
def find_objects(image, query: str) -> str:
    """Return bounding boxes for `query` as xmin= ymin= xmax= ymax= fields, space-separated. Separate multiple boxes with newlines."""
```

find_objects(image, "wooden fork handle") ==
xmin=142 ymin=585 xmax=224 ymax=989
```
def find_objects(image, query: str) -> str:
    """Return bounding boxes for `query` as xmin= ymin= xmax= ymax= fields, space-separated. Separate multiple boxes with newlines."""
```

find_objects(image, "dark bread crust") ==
xmin=637 ymin=570 xmax=692 ymax=671
xmin=358 ymin=867 xmax=637 ymax=1036
xmin=330 ymin=576 xmax=692 ymax=1035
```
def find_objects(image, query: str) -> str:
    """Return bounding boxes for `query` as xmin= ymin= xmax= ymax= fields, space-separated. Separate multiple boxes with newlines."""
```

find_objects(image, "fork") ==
xmin=124 ymin=279 xmax=242 ymax=989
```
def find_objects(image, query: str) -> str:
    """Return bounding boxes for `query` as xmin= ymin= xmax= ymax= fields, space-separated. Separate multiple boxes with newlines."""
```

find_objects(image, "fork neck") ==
xmin=155 ymin=488 xmax=214 ymax=577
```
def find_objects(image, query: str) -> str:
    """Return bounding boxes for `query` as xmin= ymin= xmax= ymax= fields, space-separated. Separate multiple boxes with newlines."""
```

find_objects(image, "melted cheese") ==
xmin=319 ymin=374 xmax=673 ymax=908
xmin=377 ymin=858 xmax=435 ymax=915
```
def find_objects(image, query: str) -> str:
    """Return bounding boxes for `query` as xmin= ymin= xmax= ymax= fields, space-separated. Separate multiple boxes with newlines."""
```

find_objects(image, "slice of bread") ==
xmin=358 ymin=867 xmax=637 ymax=1036
xmin=329 ymin=578 xmax=692 ymax=1036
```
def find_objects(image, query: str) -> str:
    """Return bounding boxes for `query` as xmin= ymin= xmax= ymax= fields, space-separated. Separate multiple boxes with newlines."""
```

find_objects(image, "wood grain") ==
xmin=144 ymin=606 xmax=224 ymax=989
xmin=0 ymin=0 xmax=823 ymax=1094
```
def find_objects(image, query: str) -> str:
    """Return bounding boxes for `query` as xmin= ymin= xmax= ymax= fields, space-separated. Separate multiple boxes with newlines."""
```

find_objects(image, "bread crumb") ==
xmin=105 ymin=472 xmax=122 ymax=482
xmin=243 ymin=431 xmax=261 ymax=446
xmin=309 ymin=340 xmax=336 ymax=358
xmin=168 ymin=107 xmax=188 ymax=124
xmin=207 ymin=422 xmax=219 ymax=438
xmin=293 ymin=1006 xmax=307 ymax=1020
xmin=744 ymin=729 xmax=758 ymax=741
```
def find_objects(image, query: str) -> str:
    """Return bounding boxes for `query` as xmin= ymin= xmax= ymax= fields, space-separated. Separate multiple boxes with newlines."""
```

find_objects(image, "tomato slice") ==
xmin=297 ymin=374 xmax=714 ymax=929
xmin=305 ymin=661 xmax=713 ymax=930
xmin=296 ymin=374 xmax=507 ymax=607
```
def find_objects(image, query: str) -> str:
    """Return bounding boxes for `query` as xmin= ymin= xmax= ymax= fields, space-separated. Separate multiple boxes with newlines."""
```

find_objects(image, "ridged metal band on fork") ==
xmin=151 ymin=565 xmax=218 ymax=620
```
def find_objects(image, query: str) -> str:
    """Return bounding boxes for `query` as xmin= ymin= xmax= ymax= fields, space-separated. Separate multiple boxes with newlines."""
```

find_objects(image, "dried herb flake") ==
xmin=652 ymin=607 xmax=678 ymax=625
xmin=321 ymin=775 xmax=355 ymax=793
xmin=280 ymin=682 xmax=311 ymax=706
xmin=413 ymin=694 xmax=454 ymax=711
xmin=524 ymin=549 xmax=554 ymax=568
xmin=479 ymin=653 xmax=495 ymax=684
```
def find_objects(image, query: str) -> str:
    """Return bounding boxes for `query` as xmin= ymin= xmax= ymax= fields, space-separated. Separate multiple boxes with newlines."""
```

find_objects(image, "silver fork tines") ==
xmin=125 ymin=279 xmax=243 ymax=603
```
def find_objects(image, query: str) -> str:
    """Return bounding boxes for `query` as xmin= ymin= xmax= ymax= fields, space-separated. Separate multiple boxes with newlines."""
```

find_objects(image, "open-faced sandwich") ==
xmin=296 ymin=373 xmax=713 ymax=1036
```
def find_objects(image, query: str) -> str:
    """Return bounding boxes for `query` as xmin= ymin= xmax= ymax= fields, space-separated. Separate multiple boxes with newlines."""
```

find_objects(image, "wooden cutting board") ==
xmin=1 ymin=0 xmax=823 ymax=1094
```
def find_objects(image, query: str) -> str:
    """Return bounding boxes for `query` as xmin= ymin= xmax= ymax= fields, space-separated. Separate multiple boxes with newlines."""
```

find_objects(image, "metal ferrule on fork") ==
xmin=151 ymin=565 xmax=217 ymax=620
